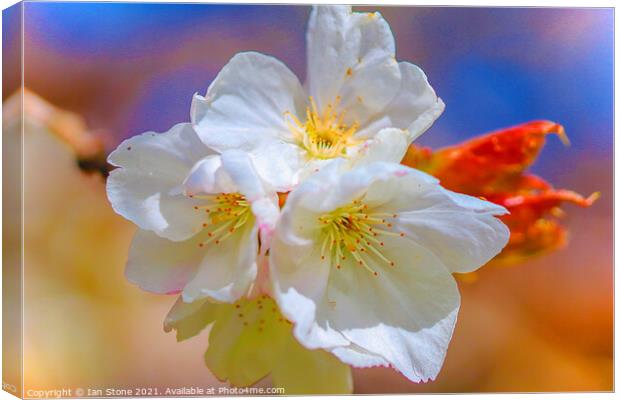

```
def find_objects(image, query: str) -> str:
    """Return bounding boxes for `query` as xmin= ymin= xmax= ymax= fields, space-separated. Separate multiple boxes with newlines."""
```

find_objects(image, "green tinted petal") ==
xmin=167 ymin=296 xmax=353 ymax=394
xmin=164 ymin=297 xmax=218 ymax=341
xmin=205 ymin=297 xmax=289 ymax=387
xmin=271 ymin=335 xmax=353 ymax=394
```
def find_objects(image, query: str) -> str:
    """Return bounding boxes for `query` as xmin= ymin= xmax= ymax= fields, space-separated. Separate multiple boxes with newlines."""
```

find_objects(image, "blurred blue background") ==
xmin=9 ymin=4 xmax=612 ymax=185
xmin=3 ymin=3 xmax=613 ymax=393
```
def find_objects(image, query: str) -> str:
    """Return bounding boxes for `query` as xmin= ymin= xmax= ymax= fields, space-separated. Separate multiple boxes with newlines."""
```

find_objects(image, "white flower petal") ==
xmin=396 ymin=211 xmax=510 ymax=274
xmin=272 ymin=263 xmax=351 ymax=351
xmin=182 ymin=222 xmax=259 ymax=303
xmin=442 ymin=190 xmax=509 ymax=214
xmin=328 ymin=238 xmax=460 ymax=382
xmin=126 ymin=229 xmax=205 ymax=295
xmin=294 ymin=161 xmax=428 ymax=214
xmin=183 ymin=155 xmax=237 ymax=196
xmin=220 ymin=150 xmax=281 ymax=245
xmin=395 ymin=62 xmax=445 ymax=140
xmin=358 ymin=62 xmax=445 ymax=141
xmin=350 ymin=128 xmax=410 ymax=166
xmin=191 ymin=51 xmax=306 ymax=151
xmin=107 ymin=123 xmax=210 ymax=241
xmin=337 ymin=164 xmax=508 ymax=274
xmin=331 ymin=344 xmax=389 ymax=369
xmin=306 ymin=6 xmax=401 ymax=127
xmin=244 ymin=141 xmax=302 ymax=192
xmin=270 ymin=176 xmax=354 ymax=350
xmin=220 ymin=150 xmax=269 ymax=201
xmin=284 ymin=159 xmax=384 ymax=214
xmin=191 ymin=52 xmax=306 ymax=191
xmin=373 ymin=168 xmax=510 ymax=274
xmin=128 ymin=221 xmax=260 ymax=304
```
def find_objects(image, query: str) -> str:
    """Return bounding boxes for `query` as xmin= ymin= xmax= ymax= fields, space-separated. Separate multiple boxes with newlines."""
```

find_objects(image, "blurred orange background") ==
xmin=3 ymin=3 xmax=612 ymax=394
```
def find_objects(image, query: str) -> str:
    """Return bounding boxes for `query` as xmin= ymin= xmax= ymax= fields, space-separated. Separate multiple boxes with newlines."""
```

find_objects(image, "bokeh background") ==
xmin=3 ymin=3 xmax=613 ymax=394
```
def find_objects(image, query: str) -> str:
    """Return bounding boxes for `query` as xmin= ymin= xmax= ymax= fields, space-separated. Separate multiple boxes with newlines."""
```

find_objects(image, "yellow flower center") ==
xmin=190 ymin=192 xmax=252 ymax=247
xmin=317 ymin=199 xmax=404 ymax=277
xmin=285 ymin=96 xmax=359 ymax=160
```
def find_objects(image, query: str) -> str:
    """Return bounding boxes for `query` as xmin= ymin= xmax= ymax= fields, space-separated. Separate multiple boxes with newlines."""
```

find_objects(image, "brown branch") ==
xmin=4 ymin=89 xmax=113 ymax=178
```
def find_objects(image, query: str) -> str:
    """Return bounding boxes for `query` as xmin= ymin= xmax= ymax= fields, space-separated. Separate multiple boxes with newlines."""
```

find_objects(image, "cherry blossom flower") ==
xmin=191 ymin=5 xmax=444 ymax=191
xmin=269 ymin=160 xmax=509 ymax=382
xmin=106 ymin=123 xmax=279 ymax=303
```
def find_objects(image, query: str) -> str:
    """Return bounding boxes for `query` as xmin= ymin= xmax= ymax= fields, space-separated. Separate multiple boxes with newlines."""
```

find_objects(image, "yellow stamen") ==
xmin=191 ymin=192 xmax=252 ymax=247
xmin=317 ymin=199 xmax=403 ymax=277
xmin=285 ymin=96 xmax=360 ymax=160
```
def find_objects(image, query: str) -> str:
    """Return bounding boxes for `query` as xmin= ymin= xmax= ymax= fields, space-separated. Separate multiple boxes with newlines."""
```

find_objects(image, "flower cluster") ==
xmin=107 ymin=5 xmax=511 ymax=393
